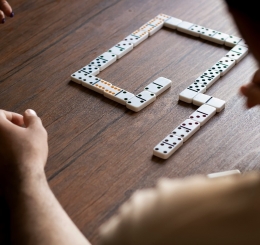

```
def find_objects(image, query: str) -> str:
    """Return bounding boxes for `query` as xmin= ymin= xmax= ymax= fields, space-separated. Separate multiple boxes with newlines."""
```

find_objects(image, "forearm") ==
xmin=5 ymin=172 xmax=91 ymax=245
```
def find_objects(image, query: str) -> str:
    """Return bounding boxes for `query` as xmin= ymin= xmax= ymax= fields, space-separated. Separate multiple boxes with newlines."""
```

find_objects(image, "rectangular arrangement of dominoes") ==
xmin=70 ymin=13 xmax=248 ymax=158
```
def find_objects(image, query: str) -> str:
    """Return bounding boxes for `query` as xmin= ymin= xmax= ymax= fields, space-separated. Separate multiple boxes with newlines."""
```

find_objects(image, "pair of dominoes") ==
xmin=153 ymin=103 xmax=217 ymax=159
xmin=126 ymin=77 xmax=172 ymax=112
xmin=164 ymin=18 xmax=248 ymax=48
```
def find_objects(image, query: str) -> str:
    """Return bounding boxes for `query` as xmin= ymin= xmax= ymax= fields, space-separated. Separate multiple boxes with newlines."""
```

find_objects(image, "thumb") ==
xmin=23 ymin=109 xmax=42 ymax=129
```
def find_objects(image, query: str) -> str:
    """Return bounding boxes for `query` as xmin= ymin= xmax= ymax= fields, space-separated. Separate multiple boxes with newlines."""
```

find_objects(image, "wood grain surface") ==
xmin=1 ymin=0 xmax=259 ymax=244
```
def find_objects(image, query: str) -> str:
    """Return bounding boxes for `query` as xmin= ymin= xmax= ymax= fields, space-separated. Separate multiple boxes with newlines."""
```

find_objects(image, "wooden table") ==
xmin=1 ymin=0 xmax=259 ymax=244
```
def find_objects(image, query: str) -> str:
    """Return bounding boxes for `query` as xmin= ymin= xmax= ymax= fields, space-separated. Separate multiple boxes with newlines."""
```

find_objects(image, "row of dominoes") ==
xmin=164 ymin=16 xmax=248 ymax=48
xmin=72 ymin=74 xmax=172 ymax=112
xmin=179 ymin=45 xmax=248 ymax=103
xmin=153 ymin=103 xmax=219 ymax=159
xmin=71 ymin=14 xmax=176 ymax=111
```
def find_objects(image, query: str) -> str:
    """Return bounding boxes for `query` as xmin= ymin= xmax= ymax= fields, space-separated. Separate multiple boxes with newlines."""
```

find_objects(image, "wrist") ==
xmin=3 ymin=165 xmax=48 ymax=204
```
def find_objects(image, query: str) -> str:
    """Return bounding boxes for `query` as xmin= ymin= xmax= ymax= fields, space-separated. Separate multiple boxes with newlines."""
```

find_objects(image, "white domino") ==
xmin=207 ymin=169 xmax=241 ymax=178
xmin=177 ymin=21 xmax=194 ymax=35
xmin=81 ymin=74 xmax=101 ymax=90
xmin=188 ymin=24 xmax=205 ymax=37
xmin=80 ymin=64 xmax=100 ymax=76
xmin=225 ymin=35 xmax=242 ymax=47
xmin=153 ymin=134 xmax=183 ymax=159
xmin=209 ymin=32 xmax=229 ymax=45
xmin=225 ymin=45 xmax=248 ymax=64
xmin=71 ymin=70 xmax=91 ymax=84
xmin=211 ymin=57 xmax=236 ymax=76
xmin=200 ymin=28 xmax=217 ymax=41
xmin=126 ymin=91 xmax=156 ymax=112
xmin=189 ymin=104 xmax=216 ymax=126
xmin=179 ymin=88 xmax=199 ymax=103
xmin=192 ymin=93 xmax=225 ymax=112
xmin=89 ymin=79 xmax=114 ymax=94
xmin=103 ymin=84 xmax=123 ymax=102
xmin=172 ymin=119 xmax=200 ymax=142
xmin=156 ymin=13 xmax=171 ymax=22
xmin=90 ymin=52 xmax=117 ymax=71
xmin=124 ymin=30 xmax=149 ymax=47
xmin=164 ymin=17 xmax=182 ymax=29
xmin=108 ymin=41 xmax=133 ymax=59
xmin=188 ymin=82 xmax=207 ymax=93
xmin=139 ymin=17 xmax=164 ymax=36
xmin=196 ymin=69 xmax=220 ymax=88
xmin=144 ymin=77 xmax=172 ymax=96
xmin=112 ymin=90 xmax=135 ymax=105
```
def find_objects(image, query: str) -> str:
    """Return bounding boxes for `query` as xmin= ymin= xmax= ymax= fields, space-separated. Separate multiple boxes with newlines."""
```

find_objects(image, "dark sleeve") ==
xmin=224 ymin=0 xmax=260 ymax=22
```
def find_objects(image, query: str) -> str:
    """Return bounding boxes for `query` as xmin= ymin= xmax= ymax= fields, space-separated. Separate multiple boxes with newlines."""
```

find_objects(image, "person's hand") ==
xmin=0 ymin=0 xmax=14 ymax=24
xmin=0 ymin=109 xmax=48 ymax=188
xmin=240 ymin=68 xmax=260 ymax=108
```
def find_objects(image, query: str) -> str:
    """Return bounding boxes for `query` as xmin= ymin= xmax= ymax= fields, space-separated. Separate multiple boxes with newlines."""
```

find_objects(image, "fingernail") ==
xmin=27 ymin=109 xmax=37 ymax=116
xmin=1 ymin=18 xmax=5 ymax=24
xmin=10 ymin=12 xmax=14 ymax=18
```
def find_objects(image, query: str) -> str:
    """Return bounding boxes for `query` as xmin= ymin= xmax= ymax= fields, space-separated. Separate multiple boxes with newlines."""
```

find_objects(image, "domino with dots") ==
xmin=108 ymin=41 xmax=133 ymax=59
xmin=124 ymin=29 xmax=149 ymax=47
xmin=172 ymin=119 xmax=200 ymax=142
xmin=126 ymin=91 xmax=156 ymax=112
xmin=225 ymin=44 xmax=248 ymax=64
xmin=144 ymin=77 xmax=172 ymax=96
xmin=139 ymin=17 xmax=164 ymax=36
xmin=153 ymin=134 xmax=183 ymax=159
xmin=90 ymin=52 xmax=117 ymax=71
xmin=189 ymin=104 xmax=216 ymax=126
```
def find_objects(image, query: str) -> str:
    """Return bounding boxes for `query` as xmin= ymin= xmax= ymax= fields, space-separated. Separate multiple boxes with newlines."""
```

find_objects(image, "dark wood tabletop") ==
xmin=1 ymin=0 xmax=259 ymax=244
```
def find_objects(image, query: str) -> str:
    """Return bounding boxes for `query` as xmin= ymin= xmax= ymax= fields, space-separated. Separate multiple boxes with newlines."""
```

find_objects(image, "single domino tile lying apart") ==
xmin=225 ymin=35 xmax=242 ymax=47
xmin=90 ymin=52 xmax=117 ymax=71
xmin=192 ymin=93 xmax=225 ymax=112
xmin=207 ymin=169 xmax=241 ymax=178
xmin=189 ymin=104 xmax=216 ymax=126
xmin=126 ymin=91 xmax=156 ymax=112
xmin=153 ymin=134 xmax=183 ymax=159
xmin=144 ymin=77 xmax=172 ymax=96
xmin=172 ymin=119 xmax=200 ymax=142
xmin=124 ymin=29 xmax=149 ymax=47
xmin=108 ymin=41 xmax=133 ymax=59
xmin=164 ymin=17 xmax=182 ymax=29
xmin=225 ymin=44 xmax=249 ymax=64
xmin=139 ymin=17 xmax=164 ymax=36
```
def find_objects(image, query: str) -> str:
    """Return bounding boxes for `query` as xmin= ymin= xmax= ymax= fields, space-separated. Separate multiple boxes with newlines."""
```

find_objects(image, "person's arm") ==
xmin=0 ymin=109 xmax=91 ymax=245
xmin=99 ymin=173 xmax=260 ymax=245
xmin=0 ymin=0 xmax=14 ymax=24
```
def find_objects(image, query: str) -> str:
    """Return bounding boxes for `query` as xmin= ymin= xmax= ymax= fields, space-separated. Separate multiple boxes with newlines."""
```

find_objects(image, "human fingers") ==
xmin=252 ymin=69 xmax=260 ymax=85
xmin=240 ymin=84 xmax=260 ymax=108
xmin=0 ymin=110 xmax=24 ymax=126
xmin=0 ymin=0 xmax=13 ymax=17
xmin=0 ymin=10 xmax=5 ymax=24
xmin=23 ymin=109 xmax=43 ymax=129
